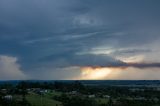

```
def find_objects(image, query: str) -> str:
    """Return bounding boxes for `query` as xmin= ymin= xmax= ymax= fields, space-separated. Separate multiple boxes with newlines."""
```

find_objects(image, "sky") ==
xmin=0 ymin=0 xmax=160 ymax=80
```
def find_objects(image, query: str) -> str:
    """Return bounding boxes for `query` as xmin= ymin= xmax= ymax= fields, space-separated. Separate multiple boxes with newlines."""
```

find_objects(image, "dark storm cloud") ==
xmin=37 ymin=53 xmax=160 ymax=69
xmin=39 ymin=54 xmax=125 ymax=68
xmin=125 ymin=63 xmax=160 ymax=69
xmin=0 ymin=0 xmax=160 ymax=79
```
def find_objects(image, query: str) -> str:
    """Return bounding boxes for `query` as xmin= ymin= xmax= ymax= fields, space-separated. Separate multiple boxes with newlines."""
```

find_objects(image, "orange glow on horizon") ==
xmin=80 ymin=66 xmax=113 ymax=80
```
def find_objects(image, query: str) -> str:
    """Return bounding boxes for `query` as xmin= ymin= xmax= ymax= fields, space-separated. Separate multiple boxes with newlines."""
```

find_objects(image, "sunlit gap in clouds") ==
xmin=78 ymin=61 xmax=160 ymax=80
xmin=79 ymin=66 xmax=123 ymax=80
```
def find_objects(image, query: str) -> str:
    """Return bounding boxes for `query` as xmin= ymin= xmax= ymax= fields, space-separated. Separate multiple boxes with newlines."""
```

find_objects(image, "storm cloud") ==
xmin=0 ymin=0 xmax=160 ymax=79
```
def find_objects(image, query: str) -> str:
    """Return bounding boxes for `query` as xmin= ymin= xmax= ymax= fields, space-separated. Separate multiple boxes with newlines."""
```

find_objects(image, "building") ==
xmin=88 ymin=94 xmax=95 ymax=98
xmin=3 ymin=95 xmax=13 ymax=100
xmin=103 ymin=95 xmax=110 ymax=98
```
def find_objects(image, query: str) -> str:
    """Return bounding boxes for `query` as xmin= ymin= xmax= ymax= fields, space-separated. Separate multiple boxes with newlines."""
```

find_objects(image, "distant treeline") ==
xmin=1 ymin=80 xmax=160 ymax=86
xmin=0 ymin=81 xmax=85 ymax=92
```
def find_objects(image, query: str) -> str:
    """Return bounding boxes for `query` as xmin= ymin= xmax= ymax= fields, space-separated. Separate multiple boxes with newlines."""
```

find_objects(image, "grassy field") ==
xmin=44 ymin=90 xmax=62 ymax=98
xmin=13 ymin=91 xmax=108 ymax=106
xmin=95 ymin=98 xmax=109 ymax=105
xmin=26 ymin=93 xmax=62 ymax=106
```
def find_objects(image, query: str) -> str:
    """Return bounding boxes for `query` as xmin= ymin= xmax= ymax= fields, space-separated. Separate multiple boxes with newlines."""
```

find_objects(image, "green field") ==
xmin=13 ymin=91 xmax=109 ymax=106
xmin=26 ymin=93 xmax=62 ymax=106
xmin=95 ymin=98 xmax=109 ymax=105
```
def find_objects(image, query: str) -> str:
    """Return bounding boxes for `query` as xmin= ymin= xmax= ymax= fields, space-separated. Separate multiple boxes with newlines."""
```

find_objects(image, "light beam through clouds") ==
xmin=80 ymin=67 xmax=112 ymax=80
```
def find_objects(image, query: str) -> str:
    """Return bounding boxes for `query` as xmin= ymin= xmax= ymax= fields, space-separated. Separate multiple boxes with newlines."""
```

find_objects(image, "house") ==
xmin=3 ymin=95 xmax=13 ymax=100
xmin=41 ymin=89 xmax=48 ymax=93
xmin=37 ymin=89 xmax=48 ymax=94
xmin=69 ymin=91 xmax=78 ymax=95
xmin=0 ymin=89 xmax=7 ymax=94
xmin=129 ymin=88 xmax=144 ymax=92
xmin=88 ymin=94 xmax=95 ymax=98
xmin=103 ymin=95 xmax=110 ymax=98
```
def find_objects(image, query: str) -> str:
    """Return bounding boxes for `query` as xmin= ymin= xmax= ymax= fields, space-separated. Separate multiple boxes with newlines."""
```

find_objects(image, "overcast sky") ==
xmin=0 ymin=0 xmax=160 ymax=80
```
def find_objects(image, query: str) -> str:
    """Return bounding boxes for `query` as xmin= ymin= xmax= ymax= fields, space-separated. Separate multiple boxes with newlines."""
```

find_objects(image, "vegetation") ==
xmin=26 ymin=93 xmax=61 ymax=106
xmin=1 ymin=81 xmax=160 ymax=106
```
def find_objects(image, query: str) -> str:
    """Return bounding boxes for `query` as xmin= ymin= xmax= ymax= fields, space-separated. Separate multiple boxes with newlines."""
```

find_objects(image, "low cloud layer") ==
xmin=107 ymin=67 xmax=160 ymax=80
